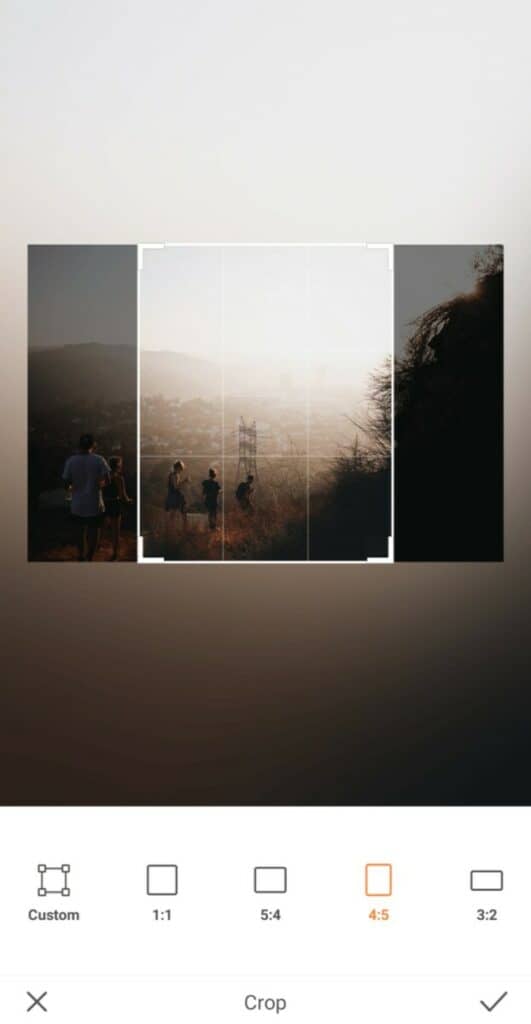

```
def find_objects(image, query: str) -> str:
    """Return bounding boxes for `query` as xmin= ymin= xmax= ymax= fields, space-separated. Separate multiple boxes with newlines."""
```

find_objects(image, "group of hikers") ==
xmin=165 ymin=459 xmax=254 ymax=534
xmin=62 ymin=433 xmax=133 ymax=561
xmin=60 ymin=437 xmax=254 ymax=559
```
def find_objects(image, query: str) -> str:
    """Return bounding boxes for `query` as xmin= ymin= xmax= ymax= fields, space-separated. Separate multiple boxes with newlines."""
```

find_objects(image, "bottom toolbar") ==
xmin=2 ymin=979 xmax=521 ymax=1022
xmin=0 ymin=806 xmax=527 ymax=1021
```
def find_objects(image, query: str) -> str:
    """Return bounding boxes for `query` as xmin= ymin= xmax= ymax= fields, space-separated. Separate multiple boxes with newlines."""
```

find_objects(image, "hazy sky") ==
xmin=396 ymin=245 xmax=490 ymax=351
xmin=28 ymin=245 xmax=137 ymax=349
xmin=140 ymin=244 xmax=392 ymax=387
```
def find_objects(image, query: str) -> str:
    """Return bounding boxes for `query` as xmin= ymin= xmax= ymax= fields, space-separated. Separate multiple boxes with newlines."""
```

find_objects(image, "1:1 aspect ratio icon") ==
xmin=38 ymin=865 xmax=71 ymax=897
xmin=365 ymin=864 xmax=392 ymax=897
xmin=146 ymin=865 xmax=178 ymax=896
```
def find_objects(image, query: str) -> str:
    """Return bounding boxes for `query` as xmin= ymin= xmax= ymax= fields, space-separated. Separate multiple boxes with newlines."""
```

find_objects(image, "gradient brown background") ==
xmin=3 ymin=558 xmax=525 ymax=804
xmin=3 ymin=0 xmax=530 ymax=805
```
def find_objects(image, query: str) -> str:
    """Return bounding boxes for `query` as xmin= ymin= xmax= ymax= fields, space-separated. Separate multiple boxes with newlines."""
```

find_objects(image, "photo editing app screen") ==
xmin=2 ymin=239 xmax=518 ymax=1022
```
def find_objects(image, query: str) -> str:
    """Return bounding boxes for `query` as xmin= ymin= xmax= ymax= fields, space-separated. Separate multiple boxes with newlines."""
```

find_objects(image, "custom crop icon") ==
xmin=470 ymin=870 xmax=504 ymax=892
xmin=365 ymin=864 xmax=393 ymax=898
xmin=253 ymin=867 xmax=287 ymax=894
xmin=37 ymin=864 xmax=71 ymax=897
xmin=146 ymin=865 xmax=178 ymax=896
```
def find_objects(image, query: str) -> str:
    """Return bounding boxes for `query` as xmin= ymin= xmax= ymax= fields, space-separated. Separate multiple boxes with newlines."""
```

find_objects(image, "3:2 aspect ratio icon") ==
xmin=470 ymin=870 xmax=504 ymax=892
xmin=37 ymin=864 xmax=71 ymax=897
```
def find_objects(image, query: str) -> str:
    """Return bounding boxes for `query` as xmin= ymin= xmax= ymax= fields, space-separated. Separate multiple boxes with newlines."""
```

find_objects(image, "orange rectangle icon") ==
xmin=365 ymin=863 xmax=393 ymax=897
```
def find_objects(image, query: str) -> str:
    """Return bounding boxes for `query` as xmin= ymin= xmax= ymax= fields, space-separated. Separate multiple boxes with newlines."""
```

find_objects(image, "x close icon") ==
xmin=27 ymin=992 xmax=47 ymax=1013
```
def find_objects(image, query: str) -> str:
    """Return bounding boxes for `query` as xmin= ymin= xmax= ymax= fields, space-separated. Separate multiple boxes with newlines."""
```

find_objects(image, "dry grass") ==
xmin=142 ymin=490 xmax=307 ymax=561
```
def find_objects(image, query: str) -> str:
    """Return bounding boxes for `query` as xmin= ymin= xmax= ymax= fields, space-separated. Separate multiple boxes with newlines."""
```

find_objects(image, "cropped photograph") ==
xmin=140 ymin=244 xmax=393 ymax=562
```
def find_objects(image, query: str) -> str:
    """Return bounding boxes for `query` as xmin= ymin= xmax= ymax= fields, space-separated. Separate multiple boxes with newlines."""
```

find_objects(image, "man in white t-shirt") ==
xmin=63 ymin=434 xmax=111 ymax=561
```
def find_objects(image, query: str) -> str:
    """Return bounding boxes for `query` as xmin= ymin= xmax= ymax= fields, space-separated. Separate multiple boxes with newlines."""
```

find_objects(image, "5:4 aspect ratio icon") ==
xmin=38 ymin=864 xmax=71 ymax=897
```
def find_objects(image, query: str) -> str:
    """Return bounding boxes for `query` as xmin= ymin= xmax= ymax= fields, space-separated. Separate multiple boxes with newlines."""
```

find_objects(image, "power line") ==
xmin=235 ymin=417 xmax=258 ymax=485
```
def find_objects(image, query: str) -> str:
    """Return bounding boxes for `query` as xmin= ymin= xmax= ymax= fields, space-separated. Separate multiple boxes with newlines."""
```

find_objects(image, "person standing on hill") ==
xmin=165 ymin=459 xmax=189 ymax=535
xmin=62 ymin=433 xmax=110 ymax=561
xmin=236 ymin=473 xmax=254 ymax=514
xmin=202 ymin=467 xmax=221 ymax=530
xmin=103 ymin=455 xmax=133 ymax=560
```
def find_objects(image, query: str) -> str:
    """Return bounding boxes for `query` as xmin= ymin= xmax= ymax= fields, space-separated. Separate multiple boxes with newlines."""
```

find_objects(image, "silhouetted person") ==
xmin=103 ymin=455 xmax=133 ymax=560
xmin=202 ymin=467 xmax=221 ymax=530
xmin=236 ymin=473 xmax=254 ymax=513
xmin=62 ymin=433 xmax=110 ymax=561
xmin=165 ymin=459 xmax=189 ymax=536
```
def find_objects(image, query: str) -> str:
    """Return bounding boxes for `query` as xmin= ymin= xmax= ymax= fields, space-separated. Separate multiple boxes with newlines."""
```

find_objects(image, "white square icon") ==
xmin=146 ymin=864 xmax=178 ymax=896
xmin=254 ymin=867 xmax=287 ymax=894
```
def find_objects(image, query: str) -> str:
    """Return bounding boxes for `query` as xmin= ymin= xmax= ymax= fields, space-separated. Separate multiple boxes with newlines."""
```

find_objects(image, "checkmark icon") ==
xmin=480 ymin=992 xmax=508 ymax=1012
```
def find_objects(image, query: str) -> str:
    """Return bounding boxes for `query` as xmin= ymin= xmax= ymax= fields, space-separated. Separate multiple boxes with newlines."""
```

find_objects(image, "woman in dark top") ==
xmin=202 ymin=467 xmax=221 ymax=530
xmin=103 ymin=455 xmax=133 ymax=560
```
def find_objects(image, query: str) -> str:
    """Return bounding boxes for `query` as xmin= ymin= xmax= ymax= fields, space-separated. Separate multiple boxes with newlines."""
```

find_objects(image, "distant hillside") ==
xmin=141 ymin=350 xmax=222 ymax=400
xmin=29 ymin=343 xmax=366 ymax=410
xmin=29 ymin=343 xmax=136 ymax=410
xmin=141 ymin=350 xmax=359 ymax=403
xmin=141 ymin=350 xmax=296 ymax=400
